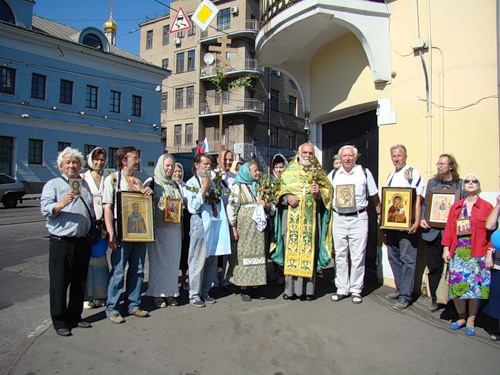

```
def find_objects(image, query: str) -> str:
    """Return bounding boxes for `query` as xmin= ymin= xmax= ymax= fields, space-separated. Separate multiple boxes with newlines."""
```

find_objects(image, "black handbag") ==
xmin=81 ymin=198 xmax=103 ymax=244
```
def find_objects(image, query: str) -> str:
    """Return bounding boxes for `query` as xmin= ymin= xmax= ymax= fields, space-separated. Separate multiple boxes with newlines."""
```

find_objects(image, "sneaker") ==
xmin=189 ymin=296 xmax=206 ymax=308
xmin=130 ymin=308 xmax=149 ymax=317
xmin=203 ymin=295 xmax=217 ymax=304
xmin=392 ymin=298 xmax=410 ymax=310
xmin=386 ymin=292 xmax=400 ymax=300
xmin=108 ymin=313 xmax=125 ymax=324
xmin=426 ymin=301 xmax=439 ymax=313
xmin=154 ymin=297 xmax=167 ymax=308
xmin=241 ymin=293 xmax=252 ymax=302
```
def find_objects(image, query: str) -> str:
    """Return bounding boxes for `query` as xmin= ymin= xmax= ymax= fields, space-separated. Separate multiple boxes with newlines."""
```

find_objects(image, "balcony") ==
xmin=200 ymin=58 xmax=264 ymax=79
xmin=200 ymin=19 xmax=260 ymax=44
xmin=199 ymin=99 xmax=264 ymax=117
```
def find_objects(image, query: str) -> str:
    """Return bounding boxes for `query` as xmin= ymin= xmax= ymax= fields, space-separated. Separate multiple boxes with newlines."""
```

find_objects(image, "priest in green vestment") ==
xmin=270 ymin=142 xmax=333 ymax=300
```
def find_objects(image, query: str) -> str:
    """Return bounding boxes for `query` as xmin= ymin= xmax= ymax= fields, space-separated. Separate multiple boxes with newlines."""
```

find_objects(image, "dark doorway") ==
xmin=322 ymin=110 xmax=379 ymax=272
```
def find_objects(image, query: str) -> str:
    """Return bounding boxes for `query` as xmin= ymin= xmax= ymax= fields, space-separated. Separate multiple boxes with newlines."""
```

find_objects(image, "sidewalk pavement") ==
xmin=5 ymin=269 xmax=500 ymax=375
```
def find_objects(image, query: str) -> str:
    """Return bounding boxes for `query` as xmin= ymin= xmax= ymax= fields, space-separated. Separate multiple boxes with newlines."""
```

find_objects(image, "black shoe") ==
xmin=166 ymin=296 xmax=179 ymax=306
xmin=426 ymin=302 xmax=439 ymax=313
xmin=76 ymin=321 xmax=92 ymax=328
xmin=306 ymin=295 xmax=314 ymax=301
xmin=282 ymin=293 xmax=296 ymax=300
xmin=56 ymin=328 xmax=72 ymax=337
xmin=209 ymin=287 xmax=220 ymax=297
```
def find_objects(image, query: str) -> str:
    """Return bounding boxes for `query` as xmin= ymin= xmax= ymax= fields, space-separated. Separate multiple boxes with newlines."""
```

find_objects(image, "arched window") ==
xmin=82 ymin=33 xmax=103 ymax=49
xmin=0 ymin=0 xmax=15 ymax=24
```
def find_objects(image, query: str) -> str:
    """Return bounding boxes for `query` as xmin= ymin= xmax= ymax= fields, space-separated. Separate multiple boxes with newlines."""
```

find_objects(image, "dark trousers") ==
xmin=425 ymin=234 xmax=444 ymax=301
xmin=49 ymin=236 xmax=91 ymax=330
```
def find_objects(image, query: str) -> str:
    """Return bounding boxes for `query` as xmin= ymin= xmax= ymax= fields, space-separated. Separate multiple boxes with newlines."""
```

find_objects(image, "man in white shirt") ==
xmin=384 ymin=144 xmax=425 ymax=310
xmin=330 ymin=145 xmax=381 ymax=304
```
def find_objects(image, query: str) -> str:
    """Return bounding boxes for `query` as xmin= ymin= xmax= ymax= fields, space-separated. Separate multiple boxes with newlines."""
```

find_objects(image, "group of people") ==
xmin=40 ymin=143 xmax=500 ymax=341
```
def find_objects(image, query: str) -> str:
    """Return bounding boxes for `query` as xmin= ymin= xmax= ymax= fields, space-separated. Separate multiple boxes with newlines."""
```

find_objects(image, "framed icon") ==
xmin=69 ymin=178 xmax=82 ymax=196
xmin=163 ymin=197 xmax=182 ymax=223
xmin=380 ymin=187 xmax=416 ymax=231
xmin=425 ymin=189 xmax=461 ymax=229
xmin=103 ymin=168 xmax=116 ymax=177
xmin=117 ymin=191 xmax=154 ymax=242
xmin=335 ymin=184 xmax=355 ymax=208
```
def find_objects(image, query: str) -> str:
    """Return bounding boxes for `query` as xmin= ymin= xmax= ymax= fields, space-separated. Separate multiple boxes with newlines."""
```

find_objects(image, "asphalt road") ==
xmin=0 ymin=199 xmax=51 ymax=372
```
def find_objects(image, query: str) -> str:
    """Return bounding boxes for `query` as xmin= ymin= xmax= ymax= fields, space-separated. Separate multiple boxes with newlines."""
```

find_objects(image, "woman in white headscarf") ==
xmin=173 ymin=162 xmax=190 ymax=291
xmin=145 ymin=154 xmax=184 ymax=307
xmin=81 ymin=147 xmax=108 ymax=309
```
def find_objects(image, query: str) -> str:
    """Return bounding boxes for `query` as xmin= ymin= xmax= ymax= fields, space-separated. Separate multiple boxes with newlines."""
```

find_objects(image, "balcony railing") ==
xmin=199 ymin=99 xmax=265 ymax=116
xmin=200 ymin=59 xmax=264 ymax=78
xmin=200 ymin=19 xmax=260 ymax=40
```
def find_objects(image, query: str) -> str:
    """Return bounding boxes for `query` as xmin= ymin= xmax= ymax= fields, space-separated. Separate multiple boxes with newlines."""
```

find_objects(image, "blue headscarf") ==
xmin=232 ymin=162 xmax=259 ymax=196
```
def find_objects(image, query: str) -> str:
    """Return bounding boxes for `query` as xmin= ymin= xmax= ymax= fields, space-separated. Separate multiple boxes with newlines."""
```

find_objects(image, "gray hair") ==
xmin=57 ymin=147 xmax=84 ymax=171
xmin=390 ymin=144 xmax=407 ymax=156
xmin=338 ymin=145 xmax=358 ymax=158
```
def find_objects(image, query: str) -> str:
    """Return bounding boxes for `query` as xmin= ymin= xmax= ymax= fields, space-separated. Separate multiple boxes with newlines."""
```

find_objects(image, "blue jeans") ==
xmin=106 ymin=241 xmax=146 ymax=316
xmin=188 ymin=215 xmax=217 ymax=299
xmin=386 ymin=231 xmax=418 ymax=301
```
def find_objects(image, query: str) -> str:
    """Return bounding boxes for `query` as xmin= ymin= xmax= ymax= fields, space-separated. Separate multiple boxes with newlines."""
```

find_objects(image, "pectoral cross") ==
xmin=310 ymin=164 xmax=317 ymax=183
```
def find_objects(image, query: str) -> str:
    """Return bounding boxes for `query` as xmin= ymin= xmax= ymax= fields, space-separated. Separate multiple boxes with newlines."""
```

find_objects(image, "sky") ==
xmin=32 ymin=0 xmax=173 ymax=55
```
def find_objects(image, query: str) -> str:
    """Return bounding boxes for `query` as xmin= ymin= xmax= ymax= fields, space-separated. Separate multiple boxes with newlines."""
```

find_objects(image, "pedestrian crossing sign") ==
xmin=170 ymin=6 xmax=192 ymax=33
xmin=191 ymin=0 xmax=219 ymax=32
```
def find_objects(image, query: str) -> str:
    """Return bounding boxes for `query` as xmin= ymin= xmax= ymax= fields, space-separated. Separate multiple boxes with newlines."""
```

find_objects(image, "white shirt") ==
xmin=386 ymin=165 xmax=425 ymax=196
xmin=330 ymin=165 xmax=378 ymax=213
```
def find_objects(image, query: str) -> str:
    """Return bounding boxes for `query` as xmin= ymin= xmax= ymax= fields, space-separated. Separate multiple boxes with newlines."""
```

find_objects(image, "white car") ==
xmin=0 ymin=174 xmax=26 ymax=208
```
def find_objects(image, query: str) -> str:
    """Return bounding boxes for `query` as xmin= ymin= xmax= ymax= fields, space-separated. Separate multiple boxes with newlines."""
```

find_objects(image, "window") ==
xmin=31 ymin=73 xmax=46 ymax=100
xmin=83 ymin=33 xmax=103 ymax=49
xmin=270 ymin=89 xmax=279 ymax=111
xmin=59 ymin=79 xmax=73 ymax=104
xmin=108 ymin=147 xmax=118 ymax=169
xmin=57 ymin=142 xmax=71 ymax=152
xmin=187 ymin=50 xmax=195 ymax=71
xmin=288 ymin=131 xmax=296 ymax=150
xmin=215 ymin=91 xmax=229 ymax=105
xmin=217 ymin=8 xmax=231 ymax=30
xmin=110 ymin=90 xmax=121 ymax=113
xmin=28 ymin=139 xmax=43 ymax=164
xmin=174 ymin=124 xmax=182 ymax=146
xmin=175 ymin=88 xmax=184 ymax=109
xmin=136 ymin=150 xmax=142 ymax=170
xmin=271 ymin=69 xmax=281 ymax=77
xmin=185 ymin=123 xmax=193 ymax=145
xmin=176 ymin=30 xmax=184 ymax=38
xmin=270 ymin=127 xmax=278 ymax=148
xmin=162 ymin=25 xmax=170 ymax=45
xmin=1 ymin=67 xmax=15 ymax=94
xmin=84 ymin=144 xmax=96 ymax=157
xmin=188 ymin=19 xmax=196 ymax=36
xmin=162 ymin=58 xmax=169 ymax=69
xmin=132 ymin=95 xmax=142 ymax=117
xmin=161 ymin=92 xmax=168 ymax=112
xmin=288 ymin=96 xmax=297 ymax=116
xmin=146 ymin=30 xmax=153 ymax=49
xmin=176 ymin=52 xmax=185 ymax=73
xmin=186 ymin=86 xmax=194 ymax=107
xmin=86 ymin=85 xmax=98 ymax=109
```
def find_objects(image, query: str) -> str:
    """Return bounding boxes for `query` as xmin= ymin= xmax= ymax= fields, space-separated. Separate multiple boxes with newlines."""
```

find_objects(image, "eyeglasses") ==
xmin=435 ymin=162 xmax=449 ymax=166
xmin=127 ymin=157 xmax=140 ymax=161
xmin=464 ymin=179 xmax=479 ymax=184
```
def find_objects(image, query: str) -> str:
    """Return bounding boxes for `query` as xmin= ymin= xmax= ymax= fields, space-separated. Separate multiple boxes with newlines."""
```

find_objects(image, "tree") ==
xmin=207 ymin=67 xmax=254 ymax=152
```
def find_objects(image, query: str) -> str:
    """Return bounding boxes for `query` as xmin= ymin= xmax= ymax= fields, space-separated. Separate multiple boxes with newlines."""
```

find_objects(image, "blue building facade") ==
xmin=0 ymin=0 xmax=169 ymax=192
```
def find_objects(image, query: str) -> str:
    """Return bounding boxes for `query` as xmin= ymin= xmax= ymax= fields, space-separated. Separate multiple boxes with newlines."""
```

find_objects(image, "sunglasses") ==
xmin=464 ymin=179 xmax=479 ymax=184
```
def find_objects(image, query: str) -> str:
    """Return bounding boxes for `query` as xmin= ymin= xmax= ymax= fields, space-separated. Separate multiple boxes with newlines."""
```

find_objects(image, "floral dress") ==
xmin=448 ymin=203 xmax=491 ymax=300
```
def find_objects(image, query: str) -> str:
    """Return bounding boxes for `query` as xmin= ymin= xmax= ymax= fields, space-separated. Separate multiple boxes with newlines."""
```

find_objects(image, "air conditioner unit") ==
xmin=230 ymin=6 xmax=238 ymax=14
xmin=173 ymin=38 xmax=181 ymax=45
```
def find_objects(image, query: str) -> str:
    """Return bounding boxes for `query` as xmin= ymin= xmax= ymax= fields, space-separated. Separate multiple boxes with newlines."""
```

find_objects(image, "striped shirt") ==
xmin=40 ymin=175 xmax=94 ymax=237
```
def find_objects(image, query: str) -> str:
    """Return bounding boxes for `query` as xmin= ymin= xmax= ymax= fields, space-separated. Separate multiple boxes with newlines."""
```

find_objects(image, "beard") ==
xmin=197 ymin=170 xmax=211 ymax=179
xmin=436 ymin=172 xmax=451 ymax=182
xmin=299 ymin=156 xmax=311 ymax=167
